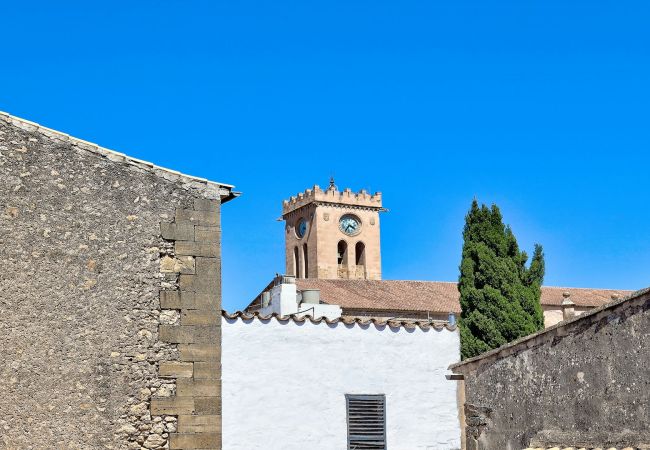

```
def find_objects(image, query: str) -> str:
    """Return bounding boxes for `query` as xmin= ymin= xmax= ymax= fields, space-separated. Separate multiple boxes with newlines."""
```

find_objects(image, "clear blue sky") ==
xmin=2 ymin=1 xmax=648 ymax=311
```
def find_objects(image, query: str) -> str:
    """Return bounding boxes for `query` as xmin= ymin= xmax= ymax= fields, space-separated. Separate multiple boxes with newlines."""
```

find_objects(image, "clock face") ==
xmin=339 ymin=214 xmax=361 ymax=236
xmin=296 ymin=219 xmax=307 ymax=238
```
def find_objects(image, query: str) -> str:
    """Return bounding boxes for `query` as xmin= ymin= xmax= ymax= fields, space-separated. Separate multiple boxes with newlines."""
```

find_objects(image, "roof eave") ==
xmin=220 ymin=189 xmax=241 ymax=204
xmin=0 ymin=111 xmax=238 ymax=200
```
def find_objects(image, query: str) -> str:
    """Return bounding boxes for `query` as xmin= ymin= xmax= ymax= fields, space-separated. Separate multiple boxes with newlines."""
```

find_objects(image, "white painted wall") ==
xmin=222 ymin=316 xmax=461 ymax=450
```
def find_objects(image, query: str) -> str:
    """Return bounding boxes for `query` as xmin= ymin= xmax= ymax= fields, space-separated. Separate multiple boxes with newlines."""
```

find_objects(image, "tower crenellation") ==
xmin=282 ymin=185 xmax=382 ymax=215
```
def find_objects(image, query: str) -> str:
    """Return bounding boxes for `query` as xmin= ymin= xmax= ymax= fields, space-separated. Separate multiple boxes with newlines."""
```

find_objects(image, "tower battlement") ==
xmin=282 ymin=184 xmax=382 ymax=216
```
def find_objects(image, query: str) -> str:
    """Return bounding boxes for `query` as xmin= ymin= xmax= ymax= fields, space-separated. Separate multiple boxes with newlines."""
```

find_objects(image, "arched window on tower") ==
xmin=337 ymin=240 xmax=348 ymax=266
xmin=355 ymin=241 xmax=366 ymax=278
xmin=355 ymin=241 xmax=366 ymax=266
xmin=294 ymin=246 xmax=300 ymax=278
xmin=303 ymin=243 xmax=309 ymax=279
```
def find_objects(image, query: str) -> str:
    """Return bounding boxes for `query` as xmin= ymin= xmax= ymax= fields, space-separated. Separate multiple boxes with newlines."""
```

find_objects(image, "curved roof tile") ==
xmin=221 ymin=310 xmax=457 ymax=331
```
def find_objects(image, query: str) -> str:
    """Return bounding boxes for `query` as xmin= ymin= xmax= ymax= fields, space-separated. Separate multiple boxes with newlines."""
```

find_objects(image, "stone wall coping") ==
xmin=449 ymin=286 xmax=650 ymax=374
xmin=0 ymin=110 xmax=239 ymax=202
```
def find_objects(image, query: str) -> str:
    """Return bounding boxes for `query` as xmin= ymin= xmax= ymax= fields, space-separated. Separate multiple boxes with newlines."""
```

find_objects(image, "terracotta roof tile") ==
xmin=539 ymin=285 xmax=631 ymax=307
xmin=221 ymin=310 xmax=456 ymax=331
xmin=293 ymin=279 xmax=632 ymax=314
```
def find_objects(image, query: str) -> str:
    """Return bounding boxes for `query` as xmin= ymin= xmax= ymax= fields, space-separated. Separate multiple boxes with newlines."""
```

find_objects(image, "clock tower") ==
xmin=282 ymin=179 xmax=384 ymax=280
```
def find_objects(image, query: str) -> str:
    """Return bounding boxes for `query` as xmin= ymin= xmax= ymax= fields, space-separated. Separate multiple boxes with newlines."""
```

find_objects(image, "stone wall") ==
xmin=153 ymin=202 xmax=223 ymax=450
xmin=450 ymin=288 xmax=650 ymax=450
xmin=0 ymin=113 xmax=230 ymax=450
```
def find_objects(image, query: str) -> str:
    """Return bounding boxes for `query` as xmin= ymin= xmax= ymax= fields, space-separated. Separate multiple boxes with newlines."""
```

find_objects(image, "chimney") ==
xmin=300 ymin=289 xmax=321 ymax=305
xmin=261 ymin=291 xmax=271 ymax=308
xmin=561 ymin=292 xmax=575 ymax=321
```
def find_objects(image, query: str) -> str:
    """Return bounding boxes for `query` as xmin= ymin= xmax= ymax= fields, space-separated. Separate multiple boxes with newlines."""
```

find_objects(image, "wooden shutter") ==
xmin=346 ymin=394 xmax=386 ymax=450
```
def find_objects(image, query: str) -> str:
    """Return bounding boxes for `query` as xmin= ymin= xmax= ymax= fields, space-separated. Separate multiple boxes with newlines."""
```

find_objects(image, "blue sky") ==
xmin=2 ymin=1 xmax=649 ymax=311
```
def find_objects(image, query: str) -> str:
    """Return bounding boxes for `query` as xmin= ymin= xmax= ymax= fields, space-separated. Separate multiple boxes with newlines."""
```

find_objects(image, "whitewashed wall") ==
xmin=222 ymin=316 xmax=461 ymax=450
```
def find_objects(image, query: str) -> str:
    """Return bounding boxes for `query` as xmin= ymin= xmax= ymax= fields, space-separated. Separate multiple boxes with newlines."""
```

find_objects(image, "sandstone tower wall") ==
xmin=282 ymin=183 xmax=383 ymax=280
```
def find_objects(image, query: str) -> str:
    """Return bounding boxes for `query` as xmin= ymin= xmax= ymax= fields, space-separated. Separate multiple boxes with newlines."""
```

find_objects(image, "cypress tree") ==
xmin=458 ymin=200 xmax=545 ymax=359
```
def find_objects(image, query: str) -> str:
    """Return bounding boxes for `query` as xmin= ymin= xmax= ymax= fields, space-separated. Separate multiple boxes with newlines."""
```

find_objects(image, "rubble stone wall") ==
xmin=0 ymin=115 xmax=223 ymax=450
xmin=455 ymin=289 xmax=650 ymax=450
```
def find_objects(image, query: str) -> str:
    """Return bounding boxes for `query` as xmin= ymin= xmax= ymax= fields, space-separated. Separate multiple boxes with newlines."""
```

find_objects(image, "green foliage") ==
xmin=458 ymin=200 xmax=545 ymax=360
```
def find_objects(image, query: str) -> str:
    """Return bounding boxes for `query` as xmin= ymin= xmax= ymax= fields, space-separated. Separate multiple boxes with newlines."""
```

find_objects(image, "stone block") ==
xmin=182 ymin=292 xmax=219 ymax=311
xmin=159 ymin=325 xmax=193 ymax=344
xmin=151 ymin=397 xmax=194 ymax=415
xmin=179 ymin=274 xmax=196 ymax=291
xmin=195 ymin=397 xmax=222 ymax=415
xmin=196 ymin=257 xmax=220 ymax=276
xmin=175 ymin=241 xmax=219 ymax=258
xmin=177 ymin=415 xmax=222 ymax=433
xmin=160 ymin=255 xmax=195 ymax=274
xmin=159 ymin=325 xmax=220 ymax=344
xmin=176 ymin=379 xmax=221 ymax=397
xmin=159 ymin=361 xmax=194 ymax=378
xmin=167 ymin=291 xmax=219 ymax=311
xmin=191 ymin=292 xmax=219 ymax=310
xmin=193 ymin=361 xmax=221 ymax=380
xmin=160 ymin=290 xmax=181 ymax=309
xmin=193 ymin=198 xmax=220 ymax=212
xmin=160 ymin=222 xmax=194 ymax=241
xmin=175 ymin=208 xmax=218 ymax=226
xmin=179 ymin=344 xmax=221 ymax=362
xmin=182 ymin=309 xmax=222 ymax=326
xmin=195 ymin=226 xmax=220 ymax=242
xmin=169 ymin=432 xmax=221 ymax=449
xmin=179 ymin=274 xmax=220 ymax=294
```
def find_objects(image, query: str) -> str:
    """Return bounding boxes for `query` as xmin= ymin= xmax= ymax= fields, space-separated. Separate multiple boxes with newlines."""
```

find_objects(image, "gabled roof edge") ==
xmin=449 ymin=286 xmax=650 ymax=373
xmin=0 ymin=111 xmax=238 ymax=200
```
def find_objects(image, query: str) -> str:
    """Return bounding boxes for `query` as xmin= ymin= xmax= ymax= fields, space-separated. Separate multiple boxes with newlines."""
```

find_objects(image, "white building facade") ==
xmin=221 ymin=313 xmax=461 ymax=450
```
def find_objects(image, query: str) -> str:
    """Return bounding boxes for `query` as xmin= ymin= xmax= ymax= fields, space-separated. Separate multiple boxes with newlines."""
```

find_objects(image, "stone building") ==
xmin=0 ymin=112 xmax=236 ymax=450
xmin=448 ymin=287 xmax=650 ymax=450
xmin=248 ymin=183 xmax=631 ymax=327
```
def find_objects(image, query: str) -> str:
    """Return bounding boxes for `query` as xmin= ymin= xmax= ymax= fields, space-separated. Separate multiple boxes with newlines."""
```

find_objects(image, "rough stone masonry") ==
xmin=450 ymin=287 xmax=650 ymax=450
xmin=0 ymin=112 xmax=236 ymax=450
